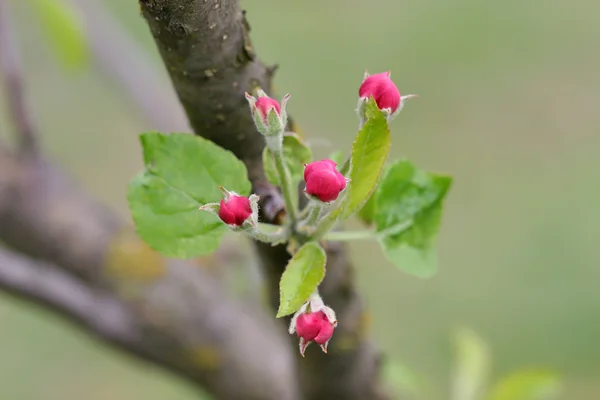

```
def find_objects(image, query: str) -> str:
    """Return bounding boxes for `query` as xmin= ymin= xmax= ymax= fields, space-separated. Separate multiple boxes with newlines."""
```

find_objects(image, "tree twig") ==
xmin=0 ymin=147 xmax=300 ymax=399
xmin=0 ymin=0 xmax=39 ymax=156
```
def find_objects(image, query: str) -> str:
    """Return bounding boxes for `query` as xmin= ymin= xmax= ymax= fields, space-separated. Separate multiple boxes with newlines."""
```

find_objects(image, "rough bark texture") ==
xmin=139 ymin=0 xmax=283 ymax=220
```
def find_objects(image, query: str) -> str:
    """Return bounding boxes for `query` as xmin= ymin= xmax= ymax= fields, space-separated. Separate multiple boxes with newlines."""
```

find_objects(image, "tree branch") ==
xmin=0 ymin=0 xmax=39 ymax=156
xmin=0 ymin=241 xmax=300 ymax=399
xmin=0 ymin=145 xmax=300 ymax=400
xmin=0 ymin=245 xmax=139 ymax=348
xmin=138 ymin=1 xmax=391 ymax=399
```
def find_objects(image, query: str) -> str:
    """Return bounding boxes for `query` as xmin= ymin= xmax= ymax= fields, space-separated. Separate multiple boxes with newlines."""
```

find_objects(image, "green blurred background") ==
xmin=1 ymin=0 xmax=599 ymax=398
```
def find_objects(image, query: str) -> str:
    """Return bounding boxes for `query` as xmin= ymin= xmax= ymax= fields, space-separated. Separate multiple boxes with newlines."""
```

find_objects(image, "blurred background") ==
xmin=1 ymin=0 xmax=599 ymax=398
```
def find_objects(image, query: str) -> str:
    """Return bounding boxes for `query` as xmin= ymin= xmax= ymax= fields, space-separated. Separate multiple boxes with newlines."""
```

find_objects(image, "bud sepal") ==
xmin=245 ymin=89 xmax=290 ymax=139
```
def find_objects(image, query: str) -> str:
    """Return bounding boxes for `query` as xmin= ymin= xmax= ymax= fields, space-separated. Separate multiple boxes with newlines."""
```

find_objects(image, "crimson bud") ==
xmin=304 ymin=159 xmax=347 ymax=203
xmin=218 ymin=195 xmax=252 ymax=226
xmin=255 ymin=96 xmax=281 ymax=121
xmin=359 ymin=71 xmax=401 ymax=113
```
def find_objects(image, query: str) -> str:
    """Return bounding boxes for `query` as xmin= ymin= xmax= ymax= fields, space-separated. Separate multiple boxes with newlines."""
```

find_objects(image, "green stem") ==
xmin=244 ymin=226 xmax=289 ymax=245
xmin=302 ymin=202 xmax=322 ymax=227
xmin=272 ymin=147 xmax=298 ymax=228
xmin=324 ymin=229 xmax=376 ymax=242
xmin=311 ymin=208 xmax=341 ymax=240
xmin=298 ymin=204 xmax=311 ymax=220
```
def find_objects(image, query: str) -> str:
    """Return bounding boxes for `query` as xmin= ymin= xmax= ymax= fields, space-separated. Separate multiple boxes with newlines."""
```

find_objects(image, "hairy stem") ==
xmin=300 ymin=201 xmax=322 ymax=228
xmin=312 ymin=209 xmax=341 ymax=240
xmin=272 ymin=148 xmax=298 ymax=228
xmin=245 ymin=226 xmax=289 ymax=245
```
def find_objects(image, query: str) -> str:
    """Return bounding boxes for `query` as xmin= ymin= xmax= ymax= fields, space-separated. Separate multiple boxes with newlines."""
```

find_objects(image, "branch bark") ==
xmin=138 ymin=1 xmax=391 ymax=399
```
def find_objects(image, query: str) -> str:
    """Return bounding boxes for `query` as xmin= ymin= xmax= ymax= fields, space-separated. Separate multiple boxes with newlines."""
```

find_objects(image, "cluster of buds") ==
xmin=199 ymin=70 xmax=412 ymax=357
xmin=289 ymin=292 xmax=337 ymax=356
xmin=303 ymin=159 xmax=348 ymax=203
xmin=357 ymin=71 xmax=417 ymax=124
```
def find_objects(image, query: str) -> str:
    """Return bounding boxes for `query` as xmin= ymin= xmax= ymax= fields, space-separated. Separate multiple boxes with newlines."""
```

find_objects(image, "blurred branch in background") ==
xmin=0 ymin=245 xmax=140 ymax=354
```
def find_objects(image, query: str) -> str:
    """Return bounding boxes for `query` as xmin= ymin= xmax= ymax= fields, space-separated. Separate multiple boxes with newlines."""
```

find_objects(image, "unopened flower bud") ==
xmin=245 ymin=89 xmax=290 ymax=138
xmin=255 ymin=96 xmax=281 ymax=120
xmin=199 ymin=189 xmax=259 ymax=229
xmin=218 ymin=195 xmax=252 ymax=226
xmin=357 ymin=71 xmax=417 ymax=124
xmin=359 ymin=71 xmax=401 ymax=113
xmin=304 ymin=159 xmax=347 ymax=203
xmin=289 ymin=294 xmax=337 ymax=357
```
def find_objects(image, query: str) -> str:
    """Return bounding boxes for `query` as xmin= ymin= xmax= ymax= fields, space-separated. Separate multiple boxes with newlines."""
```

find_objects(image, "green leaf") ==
xmin=356 ymin=164 xmax=393 ymax=226
xmin=263 ymin=134 xmax=312 ymax=186
xmin=127 ymin=132 xmax=251 ymax=259
xmin=374 ymin=160 xmax=452 ymax=277
xmin=486 ymin=369 xmax=562 ymax=400
xmin=451 ymin=327 xmax=491 ymax=400
xmin=340 ymin=98 xmax=391 ymax=219
xmin=30 ymin=0 xmax=88 ymax=70
xmin=276 ymin=242 xmax=326 ymax=317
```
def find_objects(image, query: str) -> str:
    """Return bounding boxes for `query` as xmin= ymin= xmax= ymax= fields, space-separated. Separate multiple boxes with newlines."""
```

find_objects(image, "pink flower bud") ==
xmin=304 ymin=159 xmax=347 ymax=203
xmin=359 ymin=71 xmax=401 ymax=113
xmin=295 ymin=310 xmax=336 ymax=356
xmin=218 ymin=195 xmax=252 ymax=226
xmin=245 ymin=90 xmax=290 ymax=137
xmin=254 ymin=96 xmax=281 ymax=121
